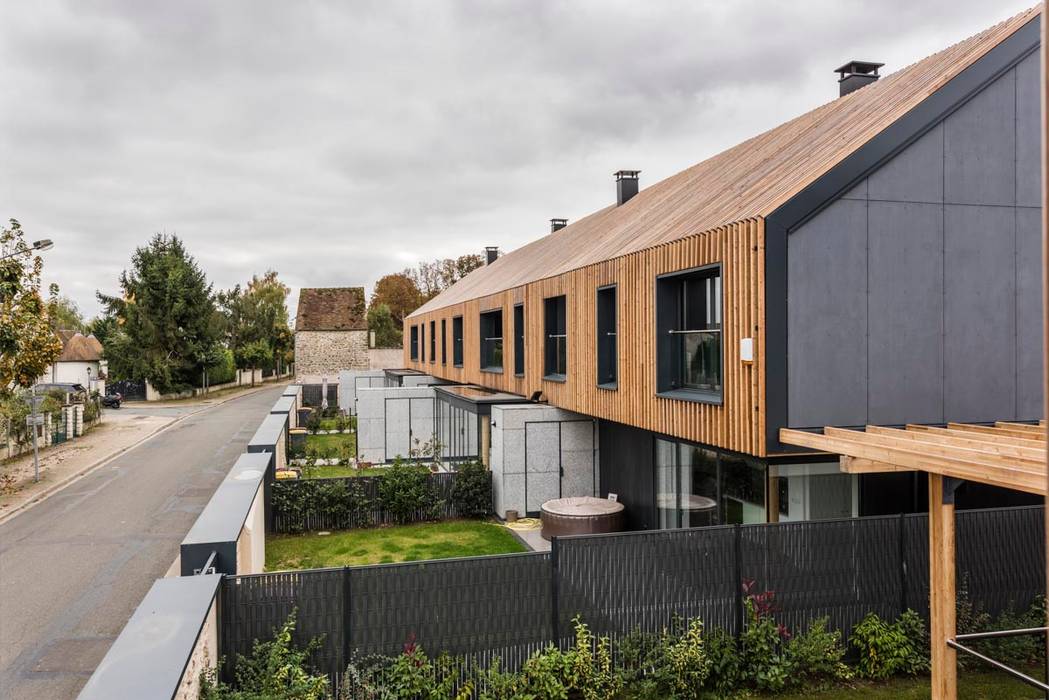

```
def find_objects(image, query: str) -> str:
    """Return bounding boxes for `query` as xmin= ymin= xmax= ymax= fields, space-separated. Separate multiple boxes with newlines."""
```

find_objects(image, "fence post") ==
xmin=343 ymin=566 xmax=352 ymax=672
xmin=733 ymin=524 xmax=743 ymax=636
xmin=898 ymin=512 xmax=908 ymax=616
xmin=550 ymin=536 xmax=560 ymax=645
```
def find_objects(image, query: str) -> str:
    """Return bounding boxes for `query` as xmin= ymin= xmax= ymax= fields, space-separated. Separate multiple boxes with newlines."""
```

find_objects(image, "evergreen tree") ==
xmin=97 ymin=234 xmax=219 ymax=393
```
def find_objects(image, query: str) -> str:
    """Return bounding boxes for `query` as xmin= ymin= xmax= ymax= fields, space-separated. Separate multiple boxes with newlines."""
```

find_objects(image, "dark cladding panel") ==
xmin=787 ymin=199 xmax=868 ymax=428
xmin=868 ymin=123 xmax=943 ymax=203
xmin=598 ymin=420 xmax=654 ymax=531
xmin=944 ymin=204 xmax=1016 ymax=422
xmin=944 ymin=67 xmax=1016 ymax=206
xmin=1016 ymin=207 xmax=1043 ymax=419
xmin=1015 ymin=52 xmax=1041 ymax=208
xmin=867 ymin=201 xmax=944 ymax=424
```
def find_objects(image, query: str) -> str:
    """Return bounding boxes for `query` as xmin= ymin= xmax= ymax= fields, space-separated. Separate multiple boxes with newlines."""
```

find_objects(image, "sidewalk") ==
xmin=0 ymin=381 xmax=287 ymax=522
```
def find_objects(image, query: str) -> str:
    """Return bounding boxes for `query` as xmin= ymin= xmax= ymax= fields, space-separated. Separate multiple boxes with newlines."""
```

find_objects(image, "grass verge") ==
xmin=266 ymin=519 xmax=526 ymax=570
xmin=766 ymin=667 xmax=1045 ymax=699
xmin=302 ymin=465 xmax=387 ymax=478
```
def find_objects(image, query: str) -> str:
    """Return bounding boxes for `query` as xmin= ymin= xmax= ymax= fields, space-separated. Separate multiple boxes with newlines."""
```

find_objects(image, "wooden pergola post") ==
xmin=929 ymin=473 xmax=958 ymax=700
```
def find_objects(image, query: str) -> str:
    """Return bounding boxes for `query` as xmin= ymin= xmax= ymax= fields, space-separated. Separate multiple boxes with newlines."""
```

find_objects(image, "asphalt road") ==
xmin=0 ymin=384 xmax=285 ymax=700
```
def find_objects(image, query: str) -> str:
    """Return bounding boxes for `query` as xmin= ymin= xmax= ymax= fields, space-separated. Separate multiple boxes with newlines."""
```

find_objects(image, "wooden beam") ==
xmin=929 ymin=473 xmax=957 ymax=700
xmin=906 ymin=424 xmax=1046 ymax=450
xmin=868 ymin=425 xmax=1045 ymax=461
xmin=824 ymin=426 xmax=1046 ymax=469
xmin=946 ymin=422 xmax=1042 ymax=440
xmin=779 ymin=428 xmax=1046 ymax=495
xmin=995 ymin=421 xmax=1046 ymax=435
xmin=840 ymin=456 xmax=911 ymax=473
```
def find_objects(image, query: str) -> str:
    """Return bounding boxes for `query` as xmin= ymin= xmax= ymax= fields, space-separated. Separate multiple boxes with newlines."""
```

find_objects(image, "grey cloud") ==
xmin=0 ymin=0 xmax=1034 ymax=318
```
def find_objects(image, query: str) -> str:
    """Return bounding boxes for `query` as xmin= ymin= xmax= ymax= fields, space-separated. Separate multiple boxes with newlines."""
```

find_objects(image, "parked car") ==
xmin=101 ymin=391 xmax=122 ymax=409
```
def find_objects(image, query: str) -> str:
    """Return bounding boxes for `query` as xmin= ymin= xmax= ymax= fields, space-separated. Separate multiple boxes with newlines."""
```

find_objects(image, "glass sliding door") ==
xmin=654 ymin=438 xmax=766 ymax=528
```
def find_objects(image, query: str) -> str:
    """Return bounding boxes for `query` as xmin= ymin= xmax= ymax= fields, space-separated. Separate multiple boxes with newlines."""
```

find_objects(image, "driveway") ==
xmin=0 ymin=384 xmax=285 ymax=700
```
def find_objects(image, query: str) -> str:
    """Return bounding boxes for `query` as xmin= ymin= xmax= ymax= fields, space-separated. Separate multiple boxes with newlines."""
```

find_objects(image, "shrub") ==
xmin=305 ymin=411 xmax=321 ymax=434
xmin=199 ymin=611 xmax=328 ymax=699
xmin=83 ymin=399 xmax=99 ymax=423
xmin=850 ymin=610 xmax=928 ymax=680
xmin=703 ymin=626 xmax=741 ymax=695
xmin=208 ymin=348 xmax=237 ymax=385
xmin=379 ymin=460 xmax=441 ymax=524
xmin=272 ymin=479 xmax=371 ymax=533
xmin=450 ymin=461 xmax=491 ymax=518
xmin=784 ymin=616 xmax=851 ymax=687
xmin=740 ymin=595 xmax=791 ymax=692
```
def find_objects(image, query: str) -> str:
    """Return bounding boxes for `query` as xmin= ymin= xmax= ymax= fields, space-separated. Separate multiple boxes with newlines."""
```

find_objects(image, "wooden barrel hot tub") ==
xmin=540 ymin=496 xmax=625 ymax=540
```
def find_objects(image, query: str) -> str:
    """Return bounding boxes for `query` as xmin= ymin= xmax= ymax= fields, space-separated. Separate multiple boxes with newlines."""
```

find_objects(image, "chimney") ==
xmin=485 ymin=246 xmax=499 ymax=265
xmin=550 ymin=218 xmax=568 ymax=232
xmin=835 ymin=61 xmax=884 ymax=97
xmin=615 ymin=170 xmax=640 ymax=206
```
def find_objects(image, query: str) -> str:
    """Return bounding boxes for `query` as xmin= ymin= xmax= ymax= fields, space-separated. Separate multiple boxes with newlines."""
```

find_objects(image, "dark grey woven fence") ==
xmin=272 ymin=471 xmax=487 ymax=532
xmin=221 ymin=505 xmax=1045 ymax=688
xmin=301 ymin=383 xmax=339 ymax=408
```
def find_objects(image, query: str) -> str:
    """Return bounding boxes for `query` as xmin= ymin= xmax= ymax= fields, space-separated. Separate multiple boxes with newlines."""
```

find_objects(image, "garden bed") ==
xmin=265 ymin=519 xmax=525 ymax=569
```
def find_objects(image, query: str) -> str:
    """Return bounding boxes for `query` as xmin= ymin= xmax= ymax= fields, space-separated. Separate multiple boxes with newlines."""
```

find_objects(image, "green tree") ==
xmin=217 ymin=270 xmax=292 ymax=375
xmin=85 ymin=313 xmax=118 ymax=348
xmin=97 ymin=234 xmax=219 ymax=393
xmin=366 ymin=302 xmax=401 ymax=348
xmin=404 ymin=253 xmax=485 ymax=301
xmin=47 ymin=294 xmax=85 ymax=332
xmin=0 ymin=219 xmax=63 ymax=390
xmin=369 ymin=272 xmax=423 ymax=325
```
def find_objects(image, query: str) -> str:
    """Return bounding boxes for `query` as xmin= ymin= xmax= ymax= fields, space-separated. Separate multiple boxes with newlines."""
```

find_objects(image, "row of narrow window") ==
xmin=409 ymin=264 xmax=723 ymax=400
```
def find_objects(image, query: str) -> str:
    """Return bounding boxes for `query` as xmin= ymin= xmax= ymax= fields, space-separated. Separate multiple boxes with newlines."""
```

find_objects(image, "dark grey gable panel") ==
xmin=943 ymin=204 xmax=1016 ymax=422
xmin=787 ymin=199 xmax=868 ymax=428
xmin=867 ymin=201 xmax=944 ymax=425
xmin=1016 ymin=207 xmax=1043 ymax=418
xmin=1016 ymin=52 xmax=1041 ymax=208
xmin=868 ymin=123 xmax=944 ymax=203
xmin=944 ymin=66 xmax=1016 ymax=206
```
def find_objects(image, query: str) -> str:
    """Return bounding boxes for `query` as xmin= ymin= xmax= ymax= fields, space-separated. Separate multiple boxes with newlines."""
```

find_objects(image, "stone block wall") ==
xmin=490 ymin=404 xmax=599 ymax=518
xmin=295 ymin=330 xmax=369 ymax=382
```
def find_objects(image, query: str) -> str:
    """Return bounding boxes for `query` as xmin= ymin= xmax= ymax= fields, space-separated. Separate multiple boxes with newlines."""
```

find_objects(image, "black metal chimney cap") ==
xmin=550 ymin=218 xmax=568 ymax=232
xmin=614 ymin=170 xmax=640 ymax=181
xmin=834 ymin=60 xmax=884 ymax=80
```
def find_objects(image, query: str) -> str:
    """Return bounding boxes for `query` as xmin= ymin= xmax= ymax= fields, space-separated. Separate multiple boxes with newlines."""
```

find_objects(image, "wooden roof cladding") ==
xmin=410 ymin=6 xmax=1039 ymax=318
xmin=779 ymin=423 xmax=1047 ymax=496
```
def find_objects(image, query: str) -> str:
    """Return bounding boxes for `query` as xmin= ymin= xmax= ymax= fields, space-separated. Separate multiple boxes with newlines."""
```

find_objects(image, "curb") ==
xmin=0 ymin=382 xmax=285 ymax=527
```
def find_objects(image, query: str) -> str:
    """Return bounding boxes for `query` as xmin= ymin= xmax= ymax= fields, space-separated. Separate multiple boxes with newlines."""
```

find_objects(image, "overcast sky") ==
xmin=0 ymin=0 xmax=1035 ymax=321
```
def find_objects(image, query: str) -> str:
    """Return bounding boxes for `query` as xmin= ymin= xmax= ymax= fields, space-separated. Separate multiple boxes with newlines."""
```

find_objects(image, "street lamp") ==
xmin=0 ymin=239 xmax=54 ymax=262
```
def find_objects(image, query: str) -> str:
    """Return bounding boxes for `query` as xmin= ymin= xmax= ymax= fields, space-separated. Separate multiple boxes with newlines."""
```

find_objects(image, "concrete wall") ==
xmin=369 ymin=347 xmax=403 ymax=369
xmin=787 ymin=51 xmax=1043 ymax=428
xmin=357 ymin=386 xmax=437 ymax=463
xmin=490 ymin=404 xmax=598 ymax=517
xmin=235 ymin=484 xmax=265 ymax=575
xmin=339 ymin=369 xmax=386 ymax=414
xmin=175 ymin=597 xmax=217 ymax=700
xmin=295 ymin=329 xmax=369 ymax=381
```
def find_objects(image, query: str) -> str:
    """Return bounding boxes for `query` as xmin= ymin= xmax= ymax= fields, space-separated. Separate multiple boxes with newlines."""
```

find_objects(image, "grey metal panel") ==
xmin=248 ymin=413 xmax=286 ymax=449
xmin=78 ymin=574 xmax=222 ymax=700
xmin=943 ymin=204 xmax=1016 ymax=422
xmin=944 ymin=68 xmax=1016 ymax=206
xmin=867 ymin=201 xmax=944 ymax=424
xmin=182 ymin=452 xmax=268 ymax=545
xmin=1015 ymin=52 xmax=1041 ymax=208
xmin=840 ymin=178 xmax=867 ymax=201
xmin=868 ymin=124 xmax=943 ymax=203
xmin=1016 ymin=207 xmax=1043 ymax=419
xmin=787 ymin=199 xmax=868 ymax=427
xmin=270 ymin=395 xmax=296 ymax=414
xmin=385 ymin=398 xmax=411 ymax=460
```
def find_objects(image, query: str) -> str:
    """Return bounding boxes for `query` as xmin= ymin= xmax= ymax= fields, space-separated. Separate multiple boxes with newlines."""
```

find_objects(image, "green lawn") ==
xmin=318 ymin=416 xmax=357 ymax=431
xmin=266 ymin=520 xmax=526 ymax=570
xmin=767 ymin=668 xmax=1045 ymax=699
xmin=305 ymin=431 xmax=355 ymax=455
xmin=301 ymin=465 xmax=387 ymax=478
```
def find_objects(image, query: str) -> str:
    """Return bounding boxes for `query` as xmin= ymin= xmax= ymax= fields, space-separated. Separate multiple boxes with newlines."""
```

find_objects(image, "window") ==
xmin=513 ymin=304 xmax=525 ymax=376
xmin=420 ymin=323 xmax=425 ymax=363
xmin=441 ymin=319 xmax=447 ymax=364
xmin=596 ymin=285 xmax=617 ymax=387
xmin=480 ymin=309 xmax=504 ymax=372
xmin=768 ymin=462 xmax=857 ymax=522
xmin=452 ymin=316 xmax=464 ymax=367
xmin=543 ymin=295 xmax=567 ymax=380
xmin=655 ymin=438 xmax=765 ymax=528
xmin=656 ymin=265 xmax=722 ymax=402
xmin=410 ymin=325 xmax=419 ymax=361
xmin=429 ymin=320 xmax=436 ymax=363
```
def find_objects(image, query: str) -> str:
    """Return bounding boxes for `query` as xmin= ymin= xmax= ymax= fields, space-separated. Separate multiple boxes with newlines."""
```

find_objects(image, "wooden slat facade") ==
xmin=404 ymin=218 xmax=765 ymax=457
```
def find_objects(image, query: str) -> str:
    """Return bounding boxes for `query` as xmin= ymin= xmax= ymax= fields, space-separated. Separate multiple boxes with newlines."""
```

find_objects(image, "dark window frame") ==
xmin=655 ymin=263 xmax=723 ymax=404
xmin=543 ymin=295 xmax=567 ymax=381
xmin=429 ymin=320 xmax=436 ymax=363
xmin=410 ymin=325 xmax=419 ymax=361
xmin=441 ymin=319 xmax=447 ymax=365
xmin=596 ymin=284 xmax=617 ymax=389
xmin=513 ymin=303 xmax=525 ymax=376
xmin=452 ymin=316 xmax=464 ymax=368
xmin=479 ymin=308 xmax=504 ymax=373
